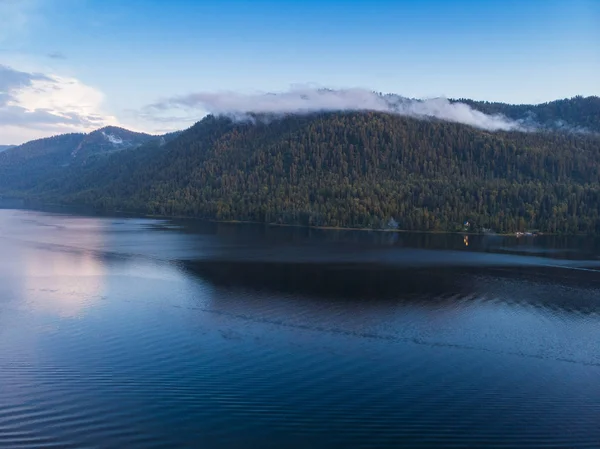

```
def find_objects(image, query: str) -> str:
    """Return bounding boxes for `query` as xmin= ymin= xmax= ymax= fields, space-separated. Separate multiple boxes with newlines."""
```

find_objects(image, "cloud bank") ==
xmin=0 ymin=64 xmax=118 ymax=143
xmin=148 ymin=87 xmax=527 ymax=132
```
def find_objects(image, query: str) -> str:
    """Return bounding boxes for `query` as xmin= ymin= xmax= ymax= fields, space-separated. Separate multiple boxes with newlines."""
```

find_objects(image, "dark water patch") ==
xmin=186 ymin=260 xmax=600 ymax=312
xmin=186 ymin=262 xmax=466 ymax=298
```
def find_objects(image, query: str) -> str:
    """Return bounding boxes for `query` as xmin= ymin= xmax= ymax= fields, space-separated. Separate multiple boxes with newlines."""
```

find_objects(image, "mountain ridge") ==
xmin=2 ymin=96 xmax=600 ymax=234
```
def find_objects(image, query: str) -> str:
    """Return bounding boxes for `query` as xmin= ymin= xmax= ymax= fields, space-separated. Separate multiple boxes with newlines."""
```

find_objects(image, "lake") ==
xmin=0 ymin=208 xmax=599 ymax=448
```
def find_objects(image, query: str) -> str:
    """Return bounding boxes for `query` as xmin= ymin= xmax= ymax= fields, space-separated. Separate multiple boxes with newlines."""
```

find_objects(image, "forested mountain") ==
xmin=0 ymin=127 xmax=156 ymax=190
xmin=71 ymin=126 xmax=155 ymax=160
xmin=2 ymin=96 xmax=600 ymax=234
xmin=0 ymin=133 xmax=86 ymax=190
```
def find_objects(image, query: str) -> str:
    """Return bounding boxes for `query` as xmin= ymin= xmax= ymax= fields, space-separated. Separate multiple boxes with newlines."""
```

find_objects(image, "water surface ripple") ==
xmin=0 ymin=209 xmax=599 ymax=448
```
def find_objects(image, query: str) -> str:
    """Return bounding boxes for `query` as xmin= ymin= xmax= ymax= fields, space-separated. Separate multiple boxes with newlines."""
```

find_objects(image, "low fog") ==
xmin=150 ymin=87 xmax=530 ymax=132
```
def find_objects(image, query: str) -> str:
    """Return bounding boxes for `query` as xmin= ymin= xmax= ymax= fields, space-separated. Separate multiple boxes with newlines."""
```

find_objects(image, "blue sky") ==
xmin=0 ymin=0 xmax=598 ymax=143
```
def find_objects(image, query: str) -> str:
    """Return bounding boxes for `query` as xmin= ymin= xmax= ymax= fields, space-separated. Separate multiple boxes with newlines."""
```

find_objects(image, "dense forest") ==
xmin=2 ymin=97 xmax=600 ymax=234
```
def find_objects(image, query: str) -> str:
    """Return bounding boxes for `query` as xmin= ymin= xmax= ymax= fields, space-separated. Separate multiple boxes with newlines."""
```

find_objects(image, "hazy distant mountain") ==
xmin=0 ymin=145 xmax=14 ymax=153
xmin=0 ymin=127 xmax=157 ymax=191
xmin=0 ymin=133 xmax=85 ymax=191
xmin=70 ymin=126 xmax=155 ymax=160
xmin=2 ymin=96 xmax=600 ymax=234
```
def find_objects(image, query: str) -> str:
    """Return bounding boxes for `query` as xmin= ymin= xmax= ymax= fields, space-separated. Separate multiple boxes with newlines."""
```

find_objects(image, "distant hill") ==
xmin=0 ymin=127 xmax=156 ymax=191
xmin=2 ymin=96 xmax=600 ymax=234
xmin=0 ymin=133 xmax=86 ymax=191
xmin=71 ymin=126 xmax=155 ymax=160
xmin=0 ymin=145 xmax=15 ymax=153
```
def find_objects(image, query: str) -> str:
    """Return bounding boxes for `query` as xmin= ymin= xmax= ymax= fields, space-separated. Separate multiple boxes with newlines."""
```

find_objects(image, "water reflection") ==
xmin=0 ymin=213 xmax=109 ymax=318
xmin=181 ymin=259 xmax=600 ymax=371
xmin=22 ymin=247 xmax=106 ymax=318
xmin=187 ymin=260 xmax=600 ymax=316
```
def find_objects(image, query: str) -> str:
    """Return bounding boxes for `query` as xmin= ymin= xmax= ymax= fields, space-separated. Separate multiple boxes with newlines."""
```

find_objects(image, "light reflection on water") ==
xmin=0 ymin=208 xmax=599 ymax=448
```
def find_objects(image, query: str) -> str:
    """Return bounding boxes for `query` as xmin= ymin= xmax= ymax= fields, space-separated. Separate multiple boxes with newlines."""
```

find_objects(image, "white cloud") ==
xmin=0 ymin=64 xmax=118 ymax=143
xmin=147 ymin=86 xmax=527 ymax=132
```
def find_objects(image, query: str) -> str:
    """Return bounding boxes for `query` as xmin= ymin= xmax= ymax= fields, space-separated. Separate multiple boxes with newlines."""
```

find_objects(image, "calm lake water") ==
xmin=1 ymin=208 xmax=599 ymax=448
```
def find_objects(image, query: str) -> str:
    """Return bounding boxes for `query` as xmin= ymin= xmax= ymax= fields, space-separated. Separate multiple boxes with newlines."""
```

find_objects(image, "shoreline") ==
xmin=1 ymin=197 xmax=562 ymax=237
